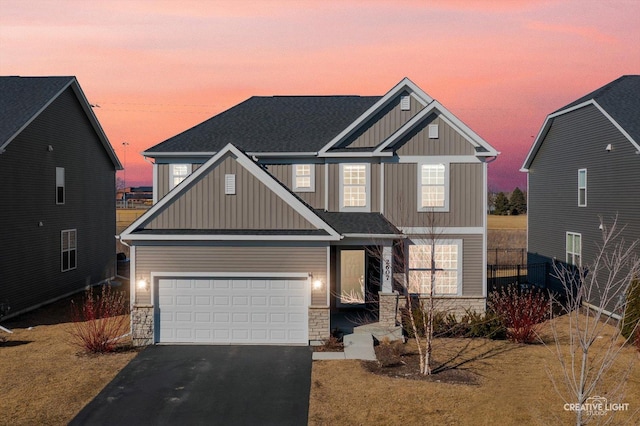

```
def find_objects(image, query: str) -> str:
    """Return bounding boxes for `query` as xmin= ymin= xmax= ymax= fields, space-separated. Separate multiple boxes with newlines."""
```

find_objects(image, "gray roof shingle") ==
xmin=556 ymin=75 xmax=640 ymax=143
xmin=144 ymin=95 xmax=380 ymax=154
xmin=313 ymin=210 xmax=401 ymax=235
xmin=0 ymin=76 xmax=74 ymax=145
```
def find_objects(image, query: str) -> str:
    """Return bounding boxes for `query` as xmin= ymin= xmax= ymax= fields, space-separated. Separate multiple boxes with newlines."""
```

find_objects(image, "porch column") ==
xmin=381 ymin=244 xmax=393 ymax=293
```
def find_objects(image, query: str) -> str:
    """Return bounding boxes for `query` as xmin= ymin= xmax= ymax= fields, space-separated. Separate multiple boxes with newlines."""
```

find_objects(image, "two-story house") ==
xmin=120 ymin=78 xmax=498 ymax=345
xmin=0 ymin=76 xmax=122 ymax=319
xmin=521 ymin=75 xmax=640 ymax=316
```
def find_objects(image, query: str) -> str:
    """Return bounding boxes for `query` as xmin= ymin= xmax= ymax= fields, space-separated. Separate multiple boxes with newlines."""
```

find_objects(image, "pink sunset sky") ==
xmin=1 ymin=0 xmax=638 ymax=191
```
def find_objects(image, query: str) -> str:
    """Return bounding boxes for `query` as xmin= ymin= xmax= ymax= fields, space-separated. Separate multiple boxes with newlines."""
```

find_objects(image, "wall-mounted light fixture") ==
xmin=605 ymin=144 xmax=612 ymax=152
xmin=47 ymin=145 xmax=54 ymax=152
xmin=312 ymin=279 xmax=323 ymax=290
xmin=136 ymin=279 xmax=148 ymax=291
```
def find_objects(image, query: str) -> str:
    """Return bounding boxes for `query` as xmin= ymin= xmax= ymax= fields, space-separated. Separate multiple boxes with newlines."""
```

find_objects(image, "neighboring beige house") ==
xmin=120 ymin=78 xmax=498 ymax=345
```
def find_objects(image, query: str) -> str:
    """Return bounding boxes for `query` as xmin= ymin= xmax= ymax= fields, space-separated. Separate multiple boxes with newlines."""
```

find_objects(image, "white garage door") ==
xmin=156 ymin=276 xmax=309 ymax=344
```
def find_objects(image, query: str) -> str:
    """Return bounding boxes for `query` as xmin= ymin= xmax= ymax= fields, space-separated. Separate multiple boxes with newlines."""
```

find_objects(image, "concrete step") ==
xmin=353 ymin=323 xmax=404 ymax=343
xmin=343 ymin=332 xmax=376 ymax=361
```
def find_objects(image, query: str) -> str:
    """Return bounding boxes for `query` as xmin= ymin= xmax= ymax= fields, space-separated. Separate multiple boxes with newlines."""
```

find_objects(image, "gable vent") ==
xmin=428 ymin=124 xmax=439 ymax=139
xmin=400 ymin=95 xmax=410 ymax=111
xmin=225 ymin=174 xmax=236 ymax=195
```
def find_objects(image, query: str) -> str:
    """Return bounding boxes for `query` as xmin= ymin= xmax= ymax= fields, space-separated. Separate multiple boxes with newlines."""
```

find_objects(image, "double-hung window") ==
xmin=418 ymin=163 xmax=448 ymax=211
xmin=61 ymin=229 xmax=77 ymax=272
xmin=170 ymin=164 xmax=192 ymax=189
xmin=340 ymin=164 xmax=369 ymax=211
xmin=408 ymin=240 xmax=461 ymax=295
xmin=566 ymin=232 xmax=582 ymax=266
xmin=578 ymin=169 xmax=587 ymax=207
xmin=293 ymin=164 xmax=314 ymax=192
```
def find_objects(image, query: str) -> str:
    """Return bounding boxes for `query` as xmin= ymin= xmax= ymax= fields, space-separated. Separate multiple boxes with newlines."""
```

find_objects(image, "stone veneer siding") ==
xmin=379 ymin=294 xmax=486 ymax=326
xmin=132 ymin=304 xmax=154 ymax=346
xmin=308 ymin=305 xmax=329 ymax=342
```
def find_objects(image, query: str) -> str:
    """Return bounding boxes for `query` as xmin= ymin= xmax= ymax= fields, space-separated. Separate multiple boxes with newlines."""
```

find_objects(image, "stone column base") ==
xmin=378 ymin=292 xmax=400 ymax=327
xmin=131 ymin=304 xmax=154 ymax=346
xmin=308 ymin=305 xmax=330 ymax=344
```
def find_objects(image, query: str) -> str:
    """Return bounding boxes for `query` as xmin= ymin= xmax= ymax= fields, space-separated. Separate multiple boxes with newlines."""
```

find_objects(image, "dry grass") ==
xmin=0 ymin=291 xmax=138 ymax=426
xmin=487 ymin=215 xmax=527 ymax=264
xmin=488 ymin=214 xmax=527 ymax=230
xmin=309 ymin=315 xmax=640 ymax=426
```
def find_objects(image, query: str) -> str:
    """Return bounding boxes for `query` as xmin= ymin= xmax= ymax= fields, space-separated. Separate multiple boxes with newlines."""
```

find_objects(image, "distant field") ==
xmin=116 ymin=208 xmax=148 ymax=256
xmin=487 ymin=214 xmax=527 ymax=230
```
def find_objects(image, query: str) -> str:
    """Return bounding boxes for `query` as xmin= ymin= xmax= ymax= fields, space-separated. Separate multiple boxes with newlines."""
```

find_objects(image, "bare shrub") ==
xmin=488 ymin=284 xmax=550 ymax=343
xmin=376 ymin=337 xmax=406 ymax=367
xmin=68 ymin=285 xmax=129 ymax=354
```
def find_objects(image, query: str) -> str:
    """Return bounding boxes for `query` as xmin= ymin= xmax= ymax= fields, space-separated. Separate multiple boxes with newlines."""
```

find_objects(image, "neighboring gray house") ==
xmin=120 ymin=78 xmax=498 ymax=345
xmin=521 ymin=75 xmax=640 ymax=314
xmin=0 ymin=76 xmax=122 ymax=319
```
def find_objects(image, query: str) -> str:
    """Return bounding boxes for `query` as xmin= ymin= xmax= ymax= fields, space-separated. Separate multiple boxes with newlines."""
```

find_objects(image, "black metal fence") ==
xmin=487 ymin=248 xmax=526 ymax=265
xmin=487 ymin=263 xmax=550 ymax=293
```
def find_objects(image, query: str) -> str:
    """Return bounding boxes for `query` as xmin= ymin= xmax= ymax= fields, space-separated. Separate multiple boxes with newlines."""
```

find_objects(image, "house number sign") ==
xmin=381 ymin=246 xmax=392 ymax=292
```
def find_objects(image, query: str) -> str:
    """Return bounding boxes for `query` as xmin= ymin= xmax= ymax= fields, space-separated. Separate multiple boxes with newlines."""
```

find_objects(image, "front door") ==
xmin=339 ymin=249 xmax=365 ymax=306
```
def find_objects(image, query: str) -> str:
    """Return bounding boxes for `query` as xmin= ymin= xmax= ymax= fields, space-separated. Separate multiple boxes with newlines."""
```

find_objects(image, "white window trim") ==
xmin=417 ymin=161 xmax=449 ymax=212
xmin=292 ymin=164 xmax=315 ymax=192
xmin=339 ymin=163 xmax=370 ymax=213
xmin=56 ymin=167 xmax=65 ymax=205
xmin=578 ymin=168 xmax=587 ymax=207
xmin=566 ymin=232 xmax=582 ymax=266
xmin=169 ymin=163 xmax=192 ymax=190
xmin=408 ymin=238 xmax=462 ymax=296
xmin=61 ymin=229 xmax=77 ymax=272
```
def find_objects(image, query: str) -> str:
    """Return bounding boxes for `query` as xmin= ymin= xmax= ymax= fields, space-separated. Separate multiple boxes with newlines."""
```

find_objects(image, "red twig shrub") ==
xmin=488 ymin=284 xmax=550 ymax=343
xmin=68 ymin=285 xmax=129 ymax=353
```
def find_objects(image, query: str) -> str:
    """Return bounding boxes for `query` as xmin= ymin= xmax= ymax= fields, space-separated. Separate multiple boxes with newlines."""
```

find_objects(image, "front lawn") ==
xmin=309 ymin=315 xmax=640 ymax=425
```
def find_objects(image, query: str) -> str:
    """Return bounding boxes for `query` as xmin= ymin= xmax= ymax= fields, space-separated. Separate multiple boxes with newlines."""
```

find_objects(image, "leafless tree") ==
xmin=546 ymin=216 xmax=640 ymax=425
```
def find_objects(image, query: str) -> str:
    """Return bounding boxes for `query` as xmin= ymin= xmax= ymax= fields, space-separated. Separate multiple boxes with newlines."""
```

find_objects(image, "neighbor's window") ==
xmin=578 ymin=169 xmax=587 ymax=207
xmin=293 ymin=164 xmax=314 ymax=192
xmin=170 ymin=164 xmax=192 ymax=189
xmin=61 ymin=229 xmax=77 ymax=272
xmin=340 ymin=164 xmax=369 ymax=211
xmin=419 ymin=163 xmax=447 ymax=211
xmin=56 ymin=167 xmax=65 ymax=204
xmin=408 ymin=241 xmax=461 ymax=295
xmin=566 ymin=232 xmax=582 ymax=266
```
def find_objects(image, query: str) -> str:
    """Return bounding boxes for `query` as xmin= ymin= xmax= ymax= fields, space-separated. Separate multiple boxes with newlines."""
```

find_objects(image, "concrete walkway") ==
xmin=312 ymin=322 xmax=403 ymax=361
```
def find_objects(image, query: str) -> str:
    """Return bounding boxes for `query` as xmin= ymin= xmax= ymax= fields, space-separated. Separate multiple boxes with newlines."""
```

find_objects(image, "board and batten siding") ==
xmin=395 ymin=114 xmax=477 ymax=156
xmin=266 ymin=163 xmax=325 ymax=209
xmin=384 ymin=162 xmax=484 ymax=228
xmin=341 ymin=92 xmax=425 ymax=149
xmin=0 ymin=86 xmax=116 ymax=316
xmin=528 ymin=105 xmax=640 ymax=294
xmin=147 ymin=155 xmax=316 ymax=230
xmin=134 ymin=245 xmax=328 ymax=306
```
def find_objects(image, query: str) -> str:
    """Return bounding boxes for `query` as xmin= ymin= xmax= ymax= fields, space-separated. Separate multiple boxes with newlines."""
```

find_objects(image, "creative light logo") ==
xmin=564 ymin=396 xmax=629 ymax=416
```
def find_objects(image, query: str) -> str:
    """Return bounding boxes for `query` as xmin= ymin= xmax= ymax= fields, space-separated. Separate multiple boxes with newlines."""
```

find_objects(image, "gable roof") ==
xmin=143 ymin=96 xmax=379 ymax=156
xmin=120 ymin=143 xmax=342 ymax=241
xmin=0 ymin=76 xmax=122 ymax=169
xmin=143 ymin=77 xmax=498 ymax=158
xmin=522 ymin=75 xmax=640 ymax=170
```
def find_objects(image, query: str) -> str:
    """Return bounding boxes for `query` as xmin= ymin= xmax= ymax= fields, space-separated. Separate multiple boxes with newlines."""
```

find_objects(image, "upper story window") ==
xmin=418 ymin=163 xmax=448 ymax=212
xmin=340 ymin=163 xmax=370 ymax=212
xmin=56 ymin=167 xmax=65 ymax=204
xmin=408 ymin=240 xmax=462 ymax=295
xmin=578 ymin=169 xmax=587 ymax=207
xmin=61 ymin=229 xmax=77 ymax=272
xmin=293 ymin=164 xmax=315 ymax=192
xmin=566 ymin=232 xmax=582 ymax=266
xmin=170 ymin=164 xmax=192 ymax=190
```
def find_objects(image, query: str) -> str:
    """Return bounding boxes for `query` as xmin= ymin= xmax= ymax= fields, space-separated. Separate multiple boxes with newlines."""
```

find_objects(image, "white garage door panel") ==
xmin=157 ymin=277 xmax=308 ymax=344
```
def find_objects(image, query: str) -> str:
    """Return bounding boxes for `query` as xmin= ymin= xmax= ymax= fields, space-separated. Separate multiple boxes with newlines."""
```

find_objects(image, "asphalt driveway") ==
xmin=70 ymin=345 xmax=313 ymax=426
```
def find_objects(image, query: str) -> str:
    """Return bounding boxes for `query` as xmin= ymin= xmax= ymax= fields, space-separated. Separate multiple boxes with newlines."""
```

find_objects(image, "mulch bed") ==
xmin=363 ymin=345 xmax=480 ymax=385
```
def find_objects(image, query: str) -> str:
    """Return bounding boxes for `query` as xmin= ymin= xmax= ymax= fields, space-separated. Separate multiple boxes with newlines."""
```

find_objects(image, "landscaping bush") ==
xmin=376 ymin=337 xmax=406 ymax=367
xmin=402 ymin=307 xmax=505 ymax=339
xmin=488 ymin=284 xmax=550 ymax=343
xmin=622 ymin=278 xmax=640 ymax=341
xmin=68 ymin=285 xmax=129 ymax=354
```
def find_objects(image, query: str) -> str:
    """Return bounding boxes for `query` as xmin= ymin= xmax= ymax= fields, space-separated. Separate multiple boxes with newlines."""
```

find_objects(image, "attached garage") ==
xmin=154 ymin=273 xmax=310 ymax=344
